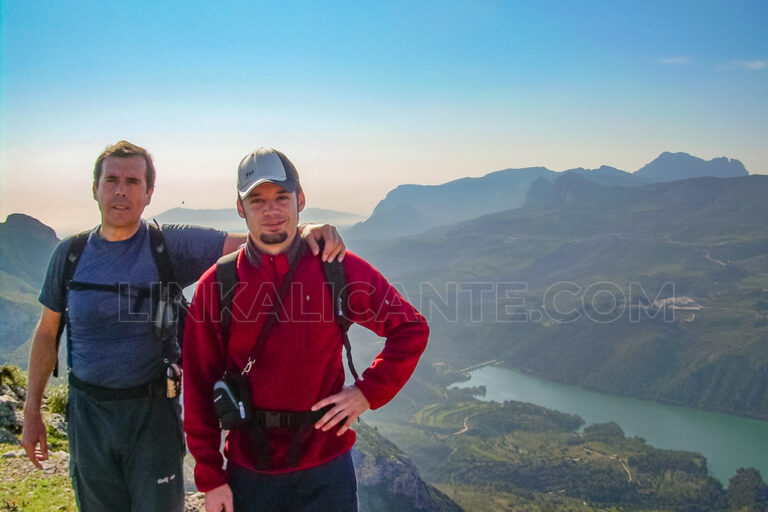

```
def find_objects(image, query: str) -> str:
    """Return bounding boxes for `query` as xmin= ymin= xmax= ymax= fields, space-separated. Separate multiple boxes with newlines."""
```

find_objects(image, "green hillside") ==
xmin=370 ymin=396 xmax=740 ymax=511
xmin=355 ymin=175 xmax=768 ymax=420
xmin=0 ymin=214 xmax=58 ymax=366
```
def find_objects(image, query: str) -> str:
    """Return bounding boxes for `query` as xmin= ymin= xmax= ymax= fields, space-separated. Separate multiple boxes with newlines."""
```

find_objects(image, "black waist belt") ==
xmin=69 ymin=372 xmax=166 ymax=401
xmin=244 ymin=405 xmax=335 ymax=469
xmin=249 ymin=406 xmax=331 ymax=429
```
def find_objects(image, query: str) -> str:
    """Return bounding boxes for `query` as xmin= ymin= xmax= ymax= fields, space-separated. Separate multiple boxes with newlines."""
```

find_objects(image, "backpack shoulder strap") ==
xmin=322 ymin=259 xmax=350 ymax=330
xmin=148 ymin=221 xmax=175 ymax=285
xmin=62 ymin=231 xmax=90 ymax=290
xmin=216 ymin=251 xmax=240 ymax=345
xmin=148 ymin=221 xmax=190 ymax=361
xmin=53 ymin=230 xmax=90 ymax=377
xmin=322 ymin=258 xmax=359 ymax=380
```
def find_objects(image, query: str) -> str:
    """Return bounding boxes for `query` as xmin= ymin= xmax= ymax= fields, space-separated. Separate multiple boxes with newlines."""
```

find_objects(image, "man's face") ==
xmin=237 ymin=182 xmax=305 ymax=250
xmin=92 ymin=156 xmax=153 ymax=233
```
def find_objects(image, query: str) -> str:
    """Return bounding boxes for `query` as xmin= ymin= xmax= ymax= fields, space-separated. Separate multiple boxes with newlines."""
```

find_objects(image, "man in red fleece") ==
xmin=183 ymin=147 xmax=429 ymax=512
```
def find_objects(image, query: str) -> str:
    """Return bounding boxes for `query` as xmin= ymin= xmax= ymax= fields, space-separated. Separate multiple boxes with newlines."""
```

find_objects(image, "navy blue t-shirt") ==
xmin=39 ymin=221 xmax=226 ymax=388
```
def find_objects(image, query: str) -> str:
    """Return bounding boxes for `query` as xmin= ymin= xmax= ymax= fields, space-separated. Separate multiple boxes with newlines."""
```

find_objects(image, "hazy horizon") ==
xmin=2 ymin=1 xmax=766 ymax=235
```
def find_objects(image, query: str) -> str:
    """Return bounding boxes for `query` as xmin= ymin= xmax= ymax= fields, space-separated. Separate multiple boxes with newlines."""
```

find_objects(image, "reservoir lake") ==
xmin=453 ymin=365 xmax=768 ymax=483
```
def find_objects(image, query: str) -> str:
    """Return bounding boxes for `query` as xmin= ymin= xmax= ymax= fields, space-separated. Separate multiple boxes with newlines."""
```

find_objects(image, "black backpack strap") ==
xmin=148 ymin=221 xmax=175 ymax=285
xmin=243 ymin=245 xmax=305 ymax=376
xmin=216 ymin=251 xmax=240 ymax=346
xmin=216 ymin=245 xmax=358 ymax=381
xmin=216 ymin=245 xmax=305 ymax=375
xmin=53 ymin=230 xmax=90 ymax=377
xmin=148 ymin=221 xmax=184 ymax=361
xmin=322 ymin=258 xmax=359 ymax=381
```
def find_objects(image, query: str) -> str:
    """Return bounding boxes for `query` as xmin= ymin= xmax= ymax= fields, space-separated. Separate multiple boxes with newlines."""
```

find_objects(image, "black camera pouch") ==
xmin=213 ymin=375 xmax=252 ymax=430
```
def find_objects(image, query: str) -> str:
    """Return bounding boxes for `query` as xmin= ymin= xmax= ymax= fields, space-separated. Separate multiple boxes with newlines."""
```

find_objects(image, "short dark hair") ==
xmin=93 ymin=140 xmax=156 ymax=191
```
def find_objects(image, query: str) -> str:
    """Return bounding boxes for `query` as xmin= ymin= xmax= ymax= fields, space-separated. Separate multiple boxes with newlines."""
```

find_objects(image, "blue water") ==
xmin=454 ymin=365 xmax=768 ymax=483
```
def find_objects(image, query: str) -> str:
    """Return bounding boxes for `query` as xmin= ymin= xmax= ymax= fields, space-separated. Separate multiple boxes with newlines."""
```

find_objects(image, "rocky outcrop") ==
xmin=634 ymin=152 xmax=749 ymax=182
xmin=0 ymin=383 xmax=24 ymax=444
xmin=184 ymin=492 xmax=206 ymax=512
xmin=352 ymin=422 xmax=463 ymax=512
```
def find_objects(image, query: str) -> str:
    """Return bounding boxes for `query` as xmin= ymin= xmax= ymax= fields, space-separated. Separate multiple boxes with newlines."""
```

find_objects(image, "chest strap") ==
xmin=67 ymin=280 xmax=152 ymax=310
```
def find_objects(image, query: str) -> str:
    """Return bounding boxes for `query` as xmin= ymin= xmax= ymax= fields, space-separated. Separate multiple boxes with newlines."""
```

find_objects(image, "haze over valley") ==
xmin=3 ymin=151 xmax=767 ymax=510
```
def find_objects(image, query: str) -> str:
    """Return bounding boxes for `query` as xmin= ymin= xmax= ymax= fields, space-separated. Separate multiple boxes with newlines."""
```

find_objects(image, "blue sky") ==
xmin=1 ymin=0 xmax=766 ymax=234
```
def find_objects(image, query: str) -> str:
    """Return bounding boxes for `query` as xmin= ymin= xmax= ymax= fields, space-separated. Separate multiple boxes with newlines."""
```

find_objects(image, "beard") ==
xmin=260 ymin=231 xmax=288 ymax=245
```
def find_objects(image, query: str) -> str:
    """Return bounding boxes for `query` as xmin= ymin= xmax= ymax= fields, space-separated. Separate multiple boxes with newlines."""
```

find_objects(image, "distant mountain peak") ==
xmin=1 ymin=213 xmax=58 ymax=239
xmin=0 ymin=213 xmax=59 ymax=294
xmin=634 ymin=152 xmax=748 ymax=182
xmin=346 ymin=167 xmax=556 ymax=239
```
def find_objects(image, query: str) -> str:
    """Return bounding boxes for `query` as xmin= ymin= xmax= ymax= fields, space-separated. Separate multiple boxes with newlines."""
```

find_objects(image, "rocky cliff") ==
xmin=352 ymin=421 xmax=463 ymax=512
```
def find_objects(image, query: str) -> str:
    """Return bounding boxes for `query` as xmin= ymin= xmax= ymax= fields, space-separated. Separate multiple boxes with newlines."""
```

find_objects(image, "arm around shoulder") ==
xmin=222 ymin=234 xmax=247 ymax=256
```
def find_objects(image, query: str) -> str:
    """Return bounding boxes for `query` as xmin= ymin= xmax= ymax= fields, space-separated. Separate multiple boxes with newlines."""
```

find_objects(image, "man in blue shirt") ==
xmin=20 ymin=140 xmax=344 ymax=512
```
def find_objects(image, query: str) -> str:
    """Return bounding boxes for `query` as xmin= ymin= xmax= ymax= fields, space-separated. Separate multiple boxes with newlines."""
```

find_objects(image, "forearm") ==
xmin=26 ymin=322 xmax=59 ymax=412
xmin=23 ymin=307 xmax=60 ymax=467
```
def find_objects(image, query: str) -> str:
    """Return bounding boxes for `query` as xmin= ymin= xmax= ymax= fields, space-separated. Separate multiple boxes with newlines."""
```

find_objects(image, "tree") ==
xmin=728 ymin=468 xmax=768 ymax=511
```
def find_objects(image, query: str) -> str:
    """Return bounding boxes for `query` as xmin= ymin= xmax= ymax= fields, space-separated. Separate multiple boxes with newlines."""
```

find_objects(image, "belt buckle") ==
xmin=265 ymin=411 xmax=281 ymax=429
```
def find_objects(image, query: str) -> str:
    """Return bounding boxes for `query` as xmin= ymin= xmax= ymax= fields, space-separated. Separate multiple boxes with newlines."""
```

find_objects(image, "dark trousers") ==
xmin=228 ymin=451 xmax=358 ymax=512
xmin=67 ymin=385 xmax=185 ymax=512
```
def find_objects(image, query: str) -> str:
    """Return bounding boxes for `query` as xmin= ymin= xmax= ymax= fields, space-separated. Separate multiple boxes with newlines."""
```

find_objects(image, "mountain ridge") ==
xmin=347 ymin=151 xmax=749 ymax=240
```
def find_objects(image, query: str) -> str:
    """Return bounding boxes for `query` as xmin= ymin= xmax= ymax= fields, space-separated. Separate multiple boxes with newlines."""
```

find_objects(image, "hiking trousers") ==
xmin=228 ymin=450 xmax=358 ymax=512
xmin=67 ymin=384 xmax=185 ymax=512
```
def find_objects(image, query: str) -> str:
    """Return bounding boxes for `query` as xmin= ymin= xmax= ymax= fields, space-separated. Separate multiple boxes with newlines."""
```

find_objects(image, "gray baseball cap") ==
xmin=237 ymin=148 xmax=300 ymax=199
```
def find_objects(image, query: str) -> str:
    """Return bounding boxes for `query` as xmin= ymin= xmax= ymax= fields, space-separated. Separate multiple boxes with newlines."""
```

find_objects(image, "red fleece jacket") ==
xmin=182 ymin=242 xmax=429 ymax=491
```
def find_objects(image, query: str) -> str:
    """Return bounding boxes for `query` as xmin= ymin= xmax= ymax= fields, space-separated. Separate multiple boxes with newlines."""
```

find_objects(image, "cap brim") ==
xmin=238 ymin=178 xmax=298 ymax=199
